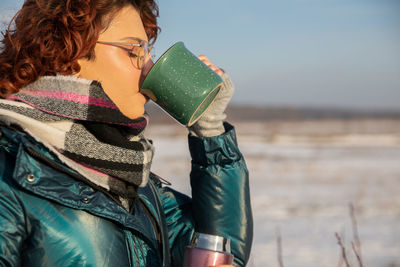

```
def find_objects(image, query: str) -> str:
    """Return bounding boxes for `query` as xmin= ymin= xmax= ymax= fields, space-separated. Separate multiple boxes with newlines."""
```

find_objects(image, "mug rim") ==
xmin=187 ymin=83 xmax=222 ymax=126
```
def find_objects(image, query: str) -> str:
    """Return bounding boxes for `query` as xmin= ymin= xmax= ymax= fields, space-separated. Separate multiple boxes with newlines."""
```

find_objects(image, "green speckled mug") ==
xmin=140 ymin=42 xmax=223 ymax=126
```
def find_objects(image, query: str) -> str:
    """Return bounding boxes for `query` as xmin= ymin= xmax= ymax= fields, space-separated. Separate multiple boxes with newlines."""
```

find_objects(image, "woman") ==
xmin=0 ymin=0 xmax=252 ymax=266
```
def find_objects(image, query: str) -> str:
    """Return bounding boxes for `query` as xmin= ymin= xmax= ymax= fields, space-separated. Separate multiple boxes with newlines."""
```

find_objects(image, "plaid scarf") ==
xmin=0 ymin=75 xmax=154 ymax=210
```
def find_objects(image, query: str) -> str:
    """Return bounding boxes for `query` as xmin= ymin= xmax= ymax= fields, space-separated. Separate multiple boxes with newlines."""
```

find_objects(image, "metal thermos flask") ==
xmin=183 ymin=232 xmax=234 ymax=267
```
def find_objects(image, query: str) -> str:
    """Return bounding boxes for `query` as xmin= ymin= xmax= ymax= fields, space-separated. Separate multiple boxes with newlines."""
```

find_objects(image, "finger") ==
xmin=198 ymin=55 xmax=217 ymax=68
xmin=198 ymin=55 xmax=213 ymax=66
xmin=198 ymin=55 xmax=209 ymax=61
xmin=213 ymin=68 xmax=224 ymax=76
xmin=208 ymin=65 xmax=224 ymax=76
xmin=197 ymin=55 xmax=224 ymax=76
xmin=206 ymin=64 xmax=223 ymax=76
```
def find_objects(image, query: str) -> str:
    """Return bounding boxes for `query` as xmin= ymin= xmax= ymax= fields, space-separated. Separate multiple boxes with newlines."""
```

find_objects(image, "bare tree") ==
xmin=335 ymin=232 xmax=350 ymax=267
xmin=349 ymin=203 xmax=363 ymax=267
xmin=276 ymin=227 xmax=285 ymax=267
xmin=349 ymin=204 xmax=363 ymax=267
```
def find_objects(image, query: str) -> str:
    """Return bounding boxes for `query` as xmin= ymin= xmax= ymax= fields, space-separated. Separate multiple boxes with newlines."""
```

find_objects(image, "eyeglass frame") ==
xmin=96 ymin=38 xmax=153 ymax=69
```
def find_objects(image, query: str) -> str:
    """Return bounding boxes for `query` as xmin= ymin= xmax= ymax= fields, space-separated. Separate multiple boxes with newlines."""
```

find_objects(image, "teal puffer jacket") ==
xmin=0 ymin=122 xmax=253 ymax=267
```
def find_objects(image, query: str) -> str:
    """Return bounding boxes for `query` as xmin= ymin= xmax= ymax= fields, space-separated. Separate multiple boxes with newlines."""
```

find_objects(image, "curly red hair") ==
xmin=0 ymin=0 xmax=160 ymax=97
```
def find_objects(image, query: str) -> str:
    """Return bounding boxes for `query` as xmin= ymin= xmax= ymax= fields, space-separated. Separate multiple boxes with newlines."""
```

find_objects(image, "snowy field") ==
xmin=146 ymin=120 xmax=400 ymax=267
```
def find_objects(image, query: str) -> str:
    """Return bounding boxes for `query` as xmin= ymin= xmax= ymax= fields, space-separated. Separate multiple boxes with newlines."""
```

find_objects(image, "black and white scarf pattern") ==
xmin=0 ymin=75 xmax=154 ymax=209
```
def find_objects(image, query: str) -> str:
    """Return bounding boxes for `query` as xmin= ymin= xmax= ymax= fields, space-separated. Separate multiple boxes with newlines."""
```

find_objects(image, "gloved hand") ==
xmin=188 ymin=56 xmax=234 ymax=137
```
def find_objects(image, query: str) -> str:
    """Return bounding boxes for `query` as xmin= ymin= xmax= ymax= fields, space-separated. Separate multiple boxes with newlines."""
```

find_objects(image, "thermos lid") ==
xmin=191 ymin=232 xmax=231 ymax=253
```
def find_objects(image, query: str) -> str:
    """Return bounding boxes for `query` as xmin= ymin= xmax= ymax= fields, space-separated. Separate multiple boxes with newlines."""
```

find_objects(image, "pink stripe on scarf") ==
xmin=75 ymin=161 xmax=120 ymax=181
xmin=7 ymin=95 xmax=148 ymax=129
xmin=16 ymin=90 xmax=118 ymax=109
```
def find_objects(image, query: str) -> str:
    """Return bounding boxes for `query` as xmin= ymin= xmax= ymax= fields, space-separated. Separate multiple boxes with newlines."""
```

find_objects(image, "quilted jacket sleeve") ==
xmin=0 ymin=150 xmax=26 ymax=267
xmin=188 ymin=122 xmax=253 ymax=267
xmin=159 ymin=122 xmax=253 ymax=267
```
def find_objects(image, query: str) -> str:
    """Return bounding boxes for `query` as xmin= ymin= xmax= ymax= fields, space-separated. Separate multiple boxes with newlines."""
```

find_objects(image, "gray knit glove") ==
xmin=188 ymin=72 xmax=234 ymax=137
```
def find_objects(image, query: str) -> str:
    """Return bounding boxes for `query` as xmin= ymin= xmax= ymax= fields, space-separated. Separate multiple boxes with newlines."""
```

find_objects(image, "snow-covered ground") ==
xmin=146 ymin=120 xmax=400 ymax=267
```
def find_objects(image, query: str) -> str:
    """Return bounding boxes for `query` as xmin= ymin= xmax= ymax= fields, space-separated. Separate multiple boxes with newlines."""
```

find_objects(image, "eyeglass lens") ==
xmin=128 ymin=42 xmax=153 ymax=69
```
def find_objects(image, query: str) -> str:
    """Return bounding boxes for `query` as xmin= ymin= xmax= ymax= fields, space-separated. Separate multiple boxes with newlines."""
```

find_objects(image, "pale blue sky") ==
xmin=1 ymin=0 xmax=400 ymax=110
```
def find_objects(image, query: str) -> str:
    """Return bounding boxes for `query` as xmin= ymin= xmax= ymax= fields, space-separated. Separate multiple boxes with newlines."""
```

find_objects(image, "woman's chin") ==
xmin=114 ymin=93 xmax=148 ymax=119
xmin=122 ymin=108 xmax=145 ymax=119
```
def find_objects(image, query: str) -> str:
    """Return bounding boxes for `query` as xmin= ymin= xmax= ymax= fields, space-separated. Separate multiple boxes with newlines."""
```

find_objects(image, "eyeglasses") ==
xmin=96 ymin=39 xmax=153 ymax=69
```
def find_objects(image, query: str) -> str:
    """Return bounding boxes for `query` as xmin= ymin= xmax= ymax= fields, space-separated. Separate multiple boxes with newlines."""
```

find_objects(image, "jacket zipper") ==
xmin=138 ymin=198 xmax=162 ymax=249
xmin=125 ymin=230 xmax=139 ymax=267
xmin=148 ymin=180 xmax=171 ymax=267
